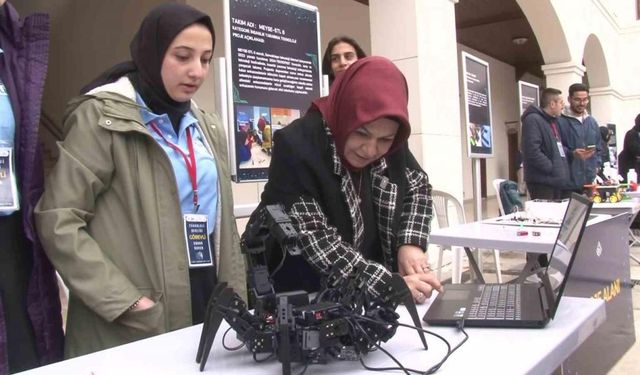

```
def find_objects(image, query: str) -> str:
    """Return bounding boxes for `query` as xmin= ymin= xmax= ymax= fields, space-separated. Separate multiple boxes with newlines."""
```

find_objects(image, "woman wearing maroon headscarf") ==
xmin=245 ymin=56 xmax=441 ymax=303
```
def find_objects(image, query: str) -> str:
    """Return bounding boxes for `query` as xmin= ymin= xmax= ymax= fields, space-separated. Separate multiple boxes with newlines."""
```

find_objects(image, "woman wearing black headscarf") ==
xmin=35 ymin=4 xmax=244 ymax=357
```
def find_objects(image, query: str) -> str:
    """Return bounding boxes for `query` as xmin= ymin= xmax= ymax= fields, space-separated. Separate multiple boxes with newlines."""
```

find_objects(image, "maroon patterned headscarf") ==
xmin=312 ymin=56 xmax=411 ymax=168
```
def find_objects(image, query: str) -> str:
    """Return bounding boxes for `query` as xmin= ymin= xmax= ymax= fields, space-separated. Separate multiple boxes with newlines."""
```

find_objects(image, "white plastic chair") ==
xmin=432 ymin=190 xmax=503 ymax=283
xmin=493 ymin=178 xmax=507 ymax=216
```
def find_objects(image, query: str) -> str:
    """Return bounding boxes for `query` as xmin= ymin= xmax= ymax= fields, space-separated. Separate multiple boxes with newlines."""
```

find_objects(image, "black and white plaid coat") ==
xmin=252 ymin=110 xmax=433 ymax=298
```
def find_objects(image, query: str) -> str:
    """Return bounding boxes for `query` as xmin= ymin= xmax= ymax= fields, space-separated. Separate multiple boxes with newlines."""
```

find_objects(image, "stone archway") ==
xmin=517 ymin=0 xmax=611 ymax=96
xmin=516 ymin=0 xmax=588 ymax=92
xmin=583 ymin=33 xmax=610 ymax=88
xmin=582 ymin=33 xmax=616 ymax=130
xmin=516 ymin=0 xmax=571 ymax=65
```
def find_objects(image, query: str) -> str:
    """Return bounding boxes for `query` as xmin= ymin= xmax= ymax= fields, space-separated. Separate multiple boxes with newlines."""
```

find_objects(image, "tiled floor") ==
xmin=427 ymin=196 xmax=640 ymax=374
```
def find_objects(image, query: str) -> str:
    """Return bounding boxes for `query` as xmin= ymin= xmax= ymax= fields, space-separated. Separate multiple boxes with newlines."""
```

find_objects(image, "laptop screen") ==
xmin=544 ymin=193 xmax=592 ymax=318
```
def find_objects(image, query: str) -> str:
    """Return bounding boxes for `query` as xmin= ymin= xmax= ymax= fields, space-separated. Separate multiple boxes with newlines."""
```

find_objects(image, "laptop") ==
xmin=423 ymin=193 xmax=592 ymax=328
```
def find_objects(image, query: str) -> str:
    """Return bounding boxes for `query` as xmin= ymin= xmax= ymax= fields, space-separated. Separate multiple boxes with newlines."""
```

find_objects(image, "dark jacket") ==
xmin=521 ymin=105 xmax=570 ymax=188
xmin=246 ymin=110 xmax=432 ymax=298
xmin=557 ymin=111 xmax=602 ymax=189
xmin=0 ymin=2 xmax=63 ymax=370
xmin=618 ymin=129 xmax=640 ymax=180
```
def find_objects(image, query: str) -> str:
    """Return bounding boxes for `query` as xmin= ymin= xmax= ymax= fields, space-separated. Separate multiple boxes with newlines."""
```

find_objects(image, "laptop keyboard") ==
xmin=467 ymin=284 xmax=521 ymax=320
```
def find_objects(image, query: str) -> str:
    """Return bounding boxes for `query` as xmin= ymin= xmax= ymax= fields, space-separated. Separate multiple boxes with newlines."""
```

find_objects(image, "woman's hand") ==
xmin=130 ymin=296 xmax=155 ymax=312
xmin=403 ymin=272 xmax=442 ymax=304
xmin=397 ymin=244 xmax=442 ymax=303
xmin=397 ymin=244 xmax=430 ymax=275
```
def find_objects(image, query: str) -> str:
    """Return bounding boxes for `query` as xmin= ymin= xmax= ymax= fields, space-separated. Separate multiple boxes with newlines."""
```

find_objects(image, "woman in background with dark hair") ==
xmin=321 ymin=35 xmax=367 ymax=85
xmin=35 ymin=3 xmax=244 ymax=357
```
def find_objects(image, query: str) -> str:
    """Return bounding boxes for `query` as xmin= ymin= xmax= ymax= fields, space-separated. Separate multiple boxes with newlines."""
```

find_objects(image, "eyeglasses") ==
xmin=570 ymin=97 xmax=590 ymax=104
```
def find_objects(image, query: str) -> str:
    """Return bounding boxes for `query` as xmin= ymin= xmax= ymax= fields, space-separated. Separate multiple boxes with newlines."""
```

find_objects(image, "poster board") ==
xmin=224 ymin=0 xmax=321 ymax=181
xmin=462 ymin=52 xmax=493 ymax=158
xmin=518 ymin=81 xmax=539 ymax=115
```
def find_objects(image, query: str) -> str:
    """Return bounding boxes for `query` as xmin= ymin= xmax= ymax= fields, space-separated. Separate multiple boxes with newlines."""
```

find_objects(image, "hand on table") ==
xmin=397 ymin=244 xmax=442 ymax=304
xmin=403 ymin=272 xmax=442 ymax=304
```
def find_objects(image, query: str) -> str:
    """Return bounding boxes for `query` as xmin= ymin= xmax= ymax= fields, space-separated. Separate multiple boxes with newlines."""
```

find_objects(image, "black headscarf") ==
xmin=81 ymin=3 xmax=215 ymax=129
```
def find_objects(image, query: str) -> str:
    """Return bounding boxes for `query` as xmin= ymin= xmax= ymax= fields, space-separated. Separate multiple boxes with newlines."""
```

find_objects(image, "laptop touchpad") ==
xmin=442 ymin=289 xmax=471 ymax=301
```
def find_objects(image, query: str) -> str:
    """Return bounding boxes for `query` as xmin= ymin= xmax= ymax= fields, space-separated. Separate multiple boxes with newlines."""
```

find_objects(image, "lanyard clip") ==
xmin=193 ymin=190 xmax=200 ymax=213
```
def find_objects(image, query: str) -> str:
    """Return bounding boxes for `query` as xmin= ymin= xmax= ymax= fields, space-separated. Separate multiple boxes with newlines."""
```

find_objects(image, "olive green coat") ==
xmin=35 ymin=78 xmax=246 ymax=358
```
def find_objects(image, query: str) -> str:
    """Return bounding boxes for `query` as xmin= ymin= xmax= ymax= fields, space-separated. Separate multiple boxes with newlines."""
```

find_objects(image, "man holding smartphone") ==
xmin=557 ymin=83 xmax=603 ymax=194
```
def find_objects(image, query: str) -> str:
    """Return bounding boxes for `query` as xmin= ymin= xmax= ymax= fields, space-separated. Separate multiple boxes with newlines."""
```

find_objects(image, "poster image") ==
xmin=225 ymin=0 xmax=321 ymax=181
xmin=235 ymin=105 xmax=271 ymax=168
xmin=462 ymin=52 xmax=493 ymax=158
xmin=518 ymin=81 xmax=539 ymax=116
xmin=234 ymin=105 xmax=300 ymax=168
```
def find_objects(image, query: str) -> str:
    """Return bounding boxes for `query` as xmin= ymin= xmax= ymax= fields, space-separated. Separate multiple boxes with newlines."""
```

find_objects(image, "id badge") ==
xmin=183 ymin=214 xmax=213 ymax=268
xmin=556 ymin=141 xmax=566 ymax=158
xmin=0 ymin=147 xmax=20 ymax=212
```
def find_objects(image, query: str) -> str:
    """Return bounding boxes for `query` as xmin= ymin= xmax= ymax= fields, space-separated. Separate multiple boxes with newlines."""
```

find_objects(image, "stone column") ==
xmin=369 ymin=0 xmax=464 ymax=200
xmin=541 ymin=61 xmax=585 ymax=96
xmin=589 ymin=87 xmax=623 ymax=125
xmin=589 ymin=86 xmax=625 ymax=150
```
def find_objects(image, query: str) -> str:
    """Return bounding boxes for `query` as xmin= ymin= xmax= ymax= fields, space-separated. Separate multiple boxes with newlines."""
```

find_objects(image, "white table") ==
xmin=592 ymin=199 xmax=640 ymax=219
xmin=430 ymin=214 xmax=611 ymax=282
xmin=431 ymin=213 xmax=612 ymax=253
xmin=430 ymin=213 xmax=635 ymax=374
xmin=622 ymin=190 xmax=640 ymax=199
xmin=19 ymin=296 xmax=605 ymax=375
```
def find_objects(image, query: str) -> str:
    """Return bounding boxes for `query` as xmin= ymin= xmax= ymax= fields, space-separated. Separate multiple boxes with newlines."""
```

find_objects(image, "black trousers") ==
xmin=526 ymin=182 xmax=563 ymax=200
xmin=524 ymin=182 xmax=559 ymax=267
xmin=0 ymin=212 xmax=39 ymax=373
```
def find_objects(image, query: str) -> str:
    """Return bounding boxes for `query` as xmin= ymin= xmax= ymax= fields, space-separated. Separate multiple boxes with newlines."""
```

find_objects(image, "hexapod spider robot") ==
xmin=196 ymin=204 xmax=427 ymax=374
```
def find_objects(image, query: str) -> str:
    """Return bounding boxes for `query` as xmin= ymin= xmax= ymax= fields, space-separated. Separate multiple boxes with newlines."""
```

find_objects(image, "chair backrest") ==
xmin=492 ymin=178 xmax=507 ymax=215
xmin=431 ymin=190 xmax=467 ymax=229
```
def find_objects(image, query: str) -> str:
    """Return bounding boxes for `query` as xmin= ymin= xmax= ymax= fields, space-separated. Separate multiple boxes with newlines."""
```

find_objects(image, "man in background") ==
xmin=521 ymin=87 xmax=570 ymax=200
xmin=521 ymin=87 xmax=570 ymax=270
xmin=557 ymin=83 xmax=602 ymax=193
